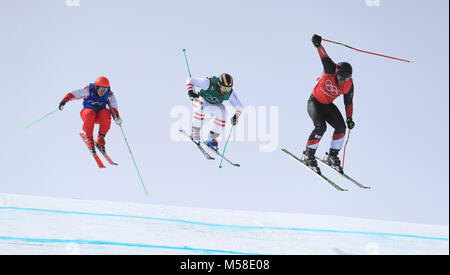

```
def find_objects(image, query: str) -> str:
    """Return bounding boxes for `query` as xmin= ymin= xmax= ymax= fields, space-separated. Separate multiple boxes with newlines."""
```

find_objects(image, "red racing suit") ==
xmin=60 ymin=84 xmax=120 ymax=147
xmin=306 ymin=45 xmax=354 ymax=151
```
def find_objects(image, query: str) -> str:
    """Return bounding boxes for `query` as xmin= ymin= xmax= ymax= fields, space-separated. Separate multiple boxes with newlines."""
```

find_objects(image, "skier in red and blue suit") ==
xmin=303 ymin=34 xmax=355 ymax=174
xmin=58 ymin=76 xmax=122 ymax=154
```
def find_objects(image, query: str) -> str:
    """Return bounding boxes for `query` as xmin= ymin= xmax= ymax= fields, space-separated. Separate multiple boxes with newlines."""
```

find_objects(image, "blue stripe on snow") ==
xmin=1 ymin=206 xmax=448 ymax=241
xmin=0 ymin=235 xmax=258 ymax=255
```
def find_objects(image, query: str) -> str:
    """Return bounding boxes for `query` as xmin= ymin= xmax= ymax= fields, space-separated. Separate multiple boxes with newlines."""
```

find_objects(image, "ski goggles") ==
xmin=97 ymin=86 xmax=109 ymax=93
xmin=336 ymin=74 xmax=351 ymax=82
xmin=219 ymin=85 xmax=232 ymax=93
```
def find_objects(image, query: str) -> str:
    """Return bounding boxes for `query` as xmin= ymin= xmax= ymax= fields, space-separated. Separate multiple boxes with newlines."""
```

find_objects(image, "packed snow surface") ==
xmin=0 ymin=193 xmax=448 ymax=255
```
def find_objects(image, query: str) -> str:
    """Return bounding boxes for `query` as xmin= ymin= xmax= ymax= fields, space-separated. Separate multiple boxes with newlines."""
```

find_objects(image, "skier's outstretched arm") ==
xmin=185 ymin=77 xmax=210 ymax=101
xmin=344 ymin=83 xmax=355 ymax=129
xmin=58 ymin=87 xmax=89 ymax=110
xmin=312 ymin=34 xmax=336 ymax=74
xmin=107 ymin=91 xmax=121 ymax=125
xmin=229 ymin=92 xmax=244 ymax=126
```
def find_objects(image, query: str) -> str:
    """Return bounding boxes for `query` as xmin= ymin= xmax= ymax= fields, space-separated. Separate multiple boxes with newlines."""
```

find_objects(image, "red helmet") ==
xmin=95 ymin=76 xmax=110 ymax=88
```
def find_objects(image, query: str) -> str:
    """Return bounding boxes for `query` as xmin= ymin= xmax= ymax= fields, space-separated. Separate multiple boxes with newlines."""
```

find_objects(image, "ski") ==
xmin=281 ymin=148 xmax=347 ymax=191
xmin=79 ymin=133 xmax=106 ymax=169
xmin=316 ymin=157 xmax=371 ymax=189
xmin=179 ymin=129 xmax=215 ymax=160
xmin=203 ymin=142 xmax=241 ymax=168
xmin=95 ymin=143 xmax=118 ymax=166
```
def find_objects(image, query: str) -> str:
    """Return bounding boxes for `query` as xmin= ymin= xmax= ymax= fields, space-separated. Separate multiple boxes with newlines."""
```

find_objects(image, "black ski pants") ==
xmin=306 ymin=95 xmax=346 ymax=148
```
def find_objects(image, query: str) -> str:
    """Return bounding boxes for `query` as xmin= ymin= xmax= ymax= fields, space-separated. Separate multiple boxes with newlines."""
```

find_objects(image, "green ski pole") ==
xmin=182 ymin=48 xmax=198 ymax=95
xmin=25 ymin=108 xmax=58 ymax=129
xmin=219 ymin=125 xmax=235 ymax=168
xmin=182 ymin=48 xmax=193 ymax=78
xmin=119 ymin=124 xmax=148 ymax=197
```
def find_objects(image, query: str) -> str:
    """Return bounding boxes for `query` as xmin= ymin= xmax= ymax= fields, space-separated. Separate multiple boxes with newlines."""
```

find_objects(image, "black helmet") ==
xmin=336 ymin=62 xmax=352 ymax=82
xmin=218 ymin=73 xmax=233 ymax=87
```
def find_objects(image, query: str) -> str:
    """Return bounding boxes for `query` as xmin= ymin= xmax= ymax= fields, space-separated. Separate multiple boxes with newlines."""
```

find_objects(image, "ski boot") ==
xmin=205 ymin=132 xmax=219 ymax=151
xmin=303 ymin=147 xmax=321 ymax=174
xmin=85 ymin=134 xmax=96 ymax=154
xmin=325 ymin=149 xmax=343 ymax=173
xmin=96 ymin=133 xmax=106 ymax=153
xmin=190 ymin=128 xmax=201 ymax=144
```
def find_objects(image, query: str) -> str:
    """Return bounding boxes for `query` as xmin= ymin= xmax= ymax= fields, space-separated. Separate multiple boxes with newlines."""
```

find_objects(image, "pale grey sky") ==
xmin=0 ymin=0 xmax=448 ymax=225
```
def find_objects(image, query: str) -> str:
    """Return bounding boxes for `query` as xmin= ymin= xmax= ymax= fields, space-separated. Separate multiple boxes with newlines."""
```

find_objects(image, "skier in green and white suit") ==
xmin=185 ymin=73 xmax=244 ymax=150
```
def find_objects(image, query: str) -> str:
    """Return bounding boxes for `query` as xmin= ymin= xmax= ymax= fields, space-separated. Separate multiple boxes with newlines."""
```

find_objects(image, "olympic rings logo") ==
xmin=204 ymin=94 xmax=222 ymax=104
xmin=324 ymin=80 xmax=341 ymax=96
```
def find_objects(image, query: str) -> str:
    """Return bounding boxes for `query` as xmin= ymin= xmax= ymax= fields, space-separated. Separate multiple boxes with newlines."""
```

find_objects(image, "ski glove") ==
xmin=346 ymin=117 xmax=355 ymax=129
xmin=231 ymin=113 xmax=239 ymax=126
xmin=58 ymin=100 xmax=67 ymax=111
xmin=114 ymin=117 xmax=122 ymax=126
xmin=312 ymin=34 xmax=322 ymax=47
xmin=188 ymin=90 xmax=200 ymax=102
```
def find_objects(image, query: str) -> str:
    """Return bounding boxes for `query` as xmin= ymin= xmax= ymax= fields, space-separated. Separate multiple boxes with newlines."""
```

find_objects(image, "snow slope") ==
xmin=0 ymin=193 xmax=448 ymax=255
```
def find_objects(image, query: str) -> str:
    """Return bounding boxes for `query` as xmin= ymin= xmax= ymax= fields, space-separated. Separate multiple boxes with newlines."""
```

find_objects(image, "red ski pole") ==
xmin=341 ymin=129 xmax=351 ymax=170
xmin=322 ymin=38 xmax=413 ymax=63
